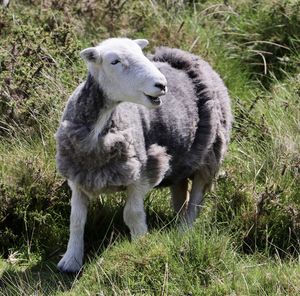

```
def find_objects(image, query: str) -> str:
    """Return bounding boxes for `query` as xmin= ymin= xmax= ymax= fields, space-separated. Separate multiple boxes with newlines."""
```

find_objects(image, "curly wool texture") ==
xmin=55 ymin=47 xmax=231 ymax=192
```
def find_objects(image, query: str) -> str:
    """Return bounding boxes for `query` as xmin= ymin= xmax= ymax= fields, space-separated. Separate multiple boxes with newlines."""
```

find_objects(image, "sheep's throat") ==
xmin=85 ymin=74 xmax=118 ymax=142
xmin=90 ymin=103 xmax=116 ymax=142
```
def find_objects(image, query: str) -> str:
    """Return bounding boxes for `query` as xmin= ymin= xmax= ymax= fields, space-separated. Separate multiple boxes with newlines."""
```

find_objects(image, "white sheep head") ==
xmin=80 ymin=38 xmax=167 ymax=108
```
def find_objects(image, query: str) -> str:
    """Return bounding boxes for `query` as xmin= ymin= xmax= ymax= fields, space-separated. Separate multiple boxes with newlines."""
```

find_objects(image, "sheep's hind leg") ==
xmin=58 ymin=181 xmax=89 ymax=273
xmin=170 ymin=178 xmax=189 ymax=215
xmin=124 ymin=183 xmax=150 ymax=239
xmin=184 ymin=173 xmax=208 ymax=227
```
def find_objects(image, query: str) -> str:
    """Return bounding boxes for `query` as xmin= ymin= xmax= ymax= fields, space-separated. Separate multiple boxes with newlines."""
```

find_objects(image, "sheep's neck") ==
xmin=83 ymin=74 xmax=119 ymax=142
xmin=90 ymin=103 xmax=116 ymax=141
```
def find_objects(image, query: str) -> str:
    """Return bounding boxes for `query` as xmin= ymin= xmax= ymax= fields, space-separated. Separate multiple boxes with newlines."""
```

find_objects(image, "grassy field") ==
xmin=0 ymin=0 xmax=299 ymax=295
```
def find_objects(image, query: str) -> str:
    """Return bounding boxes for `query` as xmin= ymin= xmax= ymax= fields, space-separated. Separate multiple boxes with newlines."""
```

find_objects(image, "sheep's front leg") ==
xmin=124 ymin=184 xmax=150 ymax=239
xmin=58 ymin=181 xmax=89 ymax=273
xmin=185 ymin=173 xmax=206 ymax=227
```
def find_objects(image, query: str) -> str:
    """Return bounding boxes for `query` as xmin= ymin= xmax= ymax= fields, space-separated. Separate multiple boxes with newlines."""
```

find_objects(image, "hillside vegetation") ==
xmin=0 ymin=0 xmax=299 ymax=295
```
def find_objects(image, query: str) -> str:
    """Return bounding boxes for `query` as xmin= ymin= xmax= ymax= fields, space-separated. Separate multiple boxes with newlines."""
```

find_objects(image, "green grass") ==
xmin=66 ymin=222 xmax=300 ymax=296
xmin=0 ymin=0 xmax=300 ymax=294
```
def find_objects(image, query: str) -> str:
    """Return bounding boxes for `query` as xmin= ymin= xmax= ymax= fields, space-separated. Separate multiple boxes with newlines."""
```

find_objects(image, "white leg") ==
xmin=124 ymin=183 xmax=150 ymax=239
xmin=58 ymin=181 xmax=89 ymax=273
xmin=185 ymin=173 xmax=206 ymax=227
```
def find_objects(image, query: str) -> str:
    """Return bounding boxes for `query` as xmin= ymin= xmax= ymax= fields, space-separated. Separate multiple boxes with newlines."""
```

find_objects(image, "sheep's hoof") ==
xmin=57 ymin=253 xmax=83 ymax=273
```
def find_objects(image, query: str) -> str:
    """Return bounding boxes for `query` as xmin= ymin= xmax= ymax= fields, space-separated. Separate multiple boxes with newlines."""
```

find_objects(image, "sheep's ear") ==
xmin=80 ymin=47 xmax=101 ymax=63
xmin=134 ymin=39 xmax=149 ymax=49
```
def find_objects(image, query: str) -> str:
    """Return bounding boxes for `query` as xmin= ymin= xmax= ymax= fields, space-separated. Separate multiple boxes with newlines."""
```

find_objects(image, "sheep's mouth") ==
xmin=145 ymin=94 xmax=162 ymax=106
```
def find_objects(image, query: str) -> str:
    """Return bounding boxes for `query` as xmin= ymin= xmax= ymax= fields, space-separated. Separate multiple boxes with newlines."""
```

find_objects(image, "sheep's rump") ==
xmin=56 ymin=47 xmax=231 ymax=191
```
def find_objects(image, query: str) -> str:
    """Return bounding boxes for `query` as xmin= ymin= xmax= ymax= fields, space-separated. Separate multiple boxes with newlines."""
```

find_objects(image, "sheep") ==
xmin=55 ymin=38 xmax=232 ymax=273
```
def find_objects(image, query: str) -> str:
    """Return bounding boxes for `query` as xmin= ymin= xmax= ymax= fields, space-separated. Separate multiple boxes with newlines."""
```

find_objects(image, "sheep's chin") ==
xmin=142 ymin=94 xmax=162 ymax=108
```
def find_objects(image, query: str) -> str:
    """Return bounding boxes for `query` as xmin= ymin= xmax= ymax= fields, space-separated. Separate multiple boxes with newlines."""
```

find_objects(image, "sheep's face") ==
xmin=80 ymin=38 xmax=167 ymax=108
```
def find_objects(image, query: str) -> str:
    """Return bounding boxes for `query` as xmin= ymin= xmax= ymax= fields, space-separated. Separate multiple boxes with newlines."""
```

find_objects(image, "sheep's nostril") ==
xmin=154 ymin=83 xmax=166 ymax=92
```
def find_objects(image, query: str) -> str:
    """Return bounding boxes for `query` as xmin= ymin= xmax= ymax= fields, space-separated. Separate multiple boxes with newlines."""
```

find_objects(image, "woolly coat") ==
xmin=55 ymin=47 xmax=232 ymax=193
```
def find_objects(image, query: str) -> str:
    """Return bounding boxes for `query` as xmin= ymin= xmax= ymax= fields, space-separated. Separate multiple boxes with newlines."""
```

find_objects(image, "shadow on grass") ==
xmin=0 ymin=260 xmax=76 ymax=295
xmin=0 ymin=189 xmax=175 ymax=295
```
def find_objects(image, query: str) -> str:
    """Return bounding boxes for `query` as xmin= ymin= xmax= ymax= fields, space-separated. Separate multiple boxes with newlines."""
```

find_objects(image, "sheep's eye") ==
xmin=111 ymin=59 xmax=120 ymax=65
